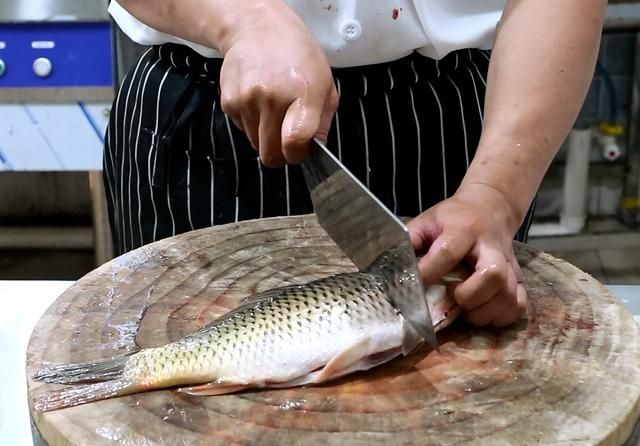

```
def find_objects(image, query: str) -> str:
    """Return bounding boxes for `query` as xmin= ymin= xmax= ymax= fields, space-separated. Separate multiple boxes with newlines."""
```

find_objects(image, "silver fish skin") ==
xmin=32 ymin=253 xmax=459 ymax=412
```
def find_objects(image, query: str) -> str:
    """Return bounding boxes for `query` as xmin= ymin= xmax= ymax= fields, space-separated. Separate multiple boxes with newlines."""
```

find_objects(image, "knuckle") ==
xmin=456 ymin=214 xmax=481 ymax=234
xmin=495 ymin=283 xmax=518 ymax=307
xmin=498 ymin=295 xmax=518 ymax=314
xmin=483 ymin=264 xmax=508 ymax=287
xmin=452 ymin=289 xmax=476 ymax=311
xmin=435 ymin=241 xmax=457 ymax=264
xmin=260 ymin=153 xmax=284 ymax=168
xmin=220 ymin=94 xmax=239 ymax=116
xmin=284 ymin=130 xmax=312 ymax=150
xmin=291 ymin=72 xmax=311 ymax=91
xmin=326 ymin=89 xmax=339 ymax=112
xmin=512 ymin=261 xmax=524 ymax=281
xmin=249 ymin=83 xmax=277 ymax=102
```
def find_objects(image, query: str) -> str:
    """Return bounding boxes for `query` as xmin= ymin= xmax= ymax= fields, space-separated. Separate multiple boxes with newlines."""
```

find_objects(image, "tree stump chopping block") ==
xmin=26 ymin=215 xmax=640 ymax=445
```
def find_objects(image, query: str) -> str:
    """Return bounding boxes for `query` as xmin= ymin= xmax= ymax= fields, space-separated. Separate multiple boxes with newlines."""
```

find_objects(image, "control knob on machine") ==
xmin=33 ymin=57 xmax=53 ymax=78
xmin=0 ymin=59 xmax=6 ymax=78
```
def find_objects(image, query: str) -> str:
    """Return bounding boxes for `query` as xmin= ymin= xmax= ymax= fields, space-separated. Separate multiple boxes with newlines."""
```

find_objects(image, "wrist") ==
xmin=455 ymin=181 xmax=523 ymax=236
xmin=213 ymin=1 xmax=303 ymax=54
xmin=460 ymin=131 xmax=555 ymax=233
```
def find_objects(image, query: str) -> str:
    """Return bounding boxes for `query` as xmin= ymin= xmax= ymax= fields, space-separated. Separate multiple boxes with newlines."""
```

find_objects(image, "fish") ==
xmin=32 ymin=250 xmax=464 ymax=412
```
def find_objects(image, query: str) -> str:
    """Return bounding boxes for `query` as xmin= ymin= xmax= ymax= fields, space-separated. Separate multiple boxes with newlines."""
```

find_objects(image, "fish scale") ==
xmin=137 ymin=274 xmax=383 ymax=381
xmin=32 ymin=256 xmax=459 ymax=412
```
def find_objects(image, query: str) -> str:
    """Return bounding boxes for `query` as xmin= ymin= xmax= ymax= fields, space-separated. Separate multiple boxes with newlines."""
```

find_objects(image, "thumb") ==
xmin=281 ymin=97 xmax=322 ymax=164
xmin=417 ymin=228 xmax=474 ymax=286
xmin=314 ymin=89 xmax=339 ymax=143
xmin=407 ymin=214 xmax=437 ymax=255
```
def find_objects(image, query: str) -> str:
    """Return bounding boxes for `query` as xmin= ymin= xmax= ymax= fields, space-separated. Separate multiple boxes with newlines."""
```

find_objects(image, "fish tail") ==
xmin=32 ymin=355 xmax=131 ymax=384
xmin=33 ymin=378 xmax=142 ymax=412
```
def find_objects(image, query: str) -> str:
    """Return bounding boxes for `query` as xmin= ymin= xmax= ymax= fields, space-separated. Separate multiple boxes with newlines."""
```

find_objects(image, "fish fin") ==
xmin=176 ymin=382 xmax=251 ymax=396
xmin=239 ymin=284 xmax=303 ymax=305
xmin=314 ymin=336 xmax=372 ymax=383
xmin=313 ymin=347 xmax=404 ymax=385
xmin=268 ymin=372 xmax=323 ymax=388
xmin=33 ymin=378 xmax=140 ymax=412
xmin=195 ymin=284 xmax=304 ymax=333
xmin=32 ymin=355 xmax=131 ymax=384
xmin=272 ymin=345 xmax=406 ymax=389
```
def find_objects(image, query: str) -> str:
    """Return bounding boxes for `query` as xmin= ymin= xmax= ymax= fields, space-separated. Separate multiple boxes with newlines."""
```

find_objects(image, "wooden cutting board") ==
xmin=26 ymin=215 xmax=640 ymax=445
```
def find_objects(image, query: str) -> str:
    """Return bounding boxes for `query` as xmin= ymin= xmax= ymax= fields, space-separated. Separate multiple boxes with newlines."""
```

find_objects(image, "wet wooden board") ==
xmin=26 ymin=215 xmax=640 ymax=445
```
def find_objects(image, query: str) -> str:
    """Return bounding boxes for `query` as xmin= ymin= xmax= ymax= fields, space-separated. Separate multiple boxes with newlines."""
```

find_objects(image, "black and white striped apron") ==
xmin=104 ymin=44 xmax=535 ymax=256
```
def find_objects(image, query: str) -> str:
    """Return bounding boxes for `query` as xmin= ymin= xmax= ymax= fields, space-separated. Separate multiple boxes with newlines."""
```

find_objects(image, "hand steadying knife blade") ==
xmin=302 ymin=138 xmax=438 ymax=349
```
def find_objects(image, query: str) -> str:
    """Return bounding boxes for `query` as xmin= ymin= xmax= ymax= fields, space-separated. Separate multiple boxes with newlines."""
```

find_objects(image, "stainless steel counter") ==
xmin=0 ymin=0 xmax=109 ymax=23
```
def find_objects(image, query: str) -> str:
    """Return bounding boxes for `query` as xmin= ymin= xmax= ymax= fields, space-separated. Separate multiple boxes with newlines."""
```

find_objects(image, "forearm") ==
xmin=116 ymin=0 xmax=302 ymax=53
xmin=461 ymin=0 xmax=606 ymax=231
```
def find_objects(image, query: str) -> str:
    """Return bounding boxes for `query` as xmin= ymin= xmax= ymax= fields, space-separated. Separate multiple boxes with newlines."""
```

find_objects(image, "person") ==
xmin=104 ymin=0 xmax=606 ymax=329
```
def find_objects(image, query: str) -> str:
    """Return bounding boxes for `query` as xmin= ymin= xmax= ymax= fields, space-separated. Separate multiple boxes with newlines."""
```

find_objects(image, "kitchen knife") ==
xmin=301 ymin=138 xmax=438 ymax=349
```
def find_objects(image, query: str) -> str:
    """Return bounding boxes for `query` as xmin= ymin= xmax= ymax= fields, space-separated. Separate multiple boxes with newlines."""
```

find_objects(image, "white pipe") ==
xmin=559 ymin=127 xmax=592 ymax=233
xmin=529 ymin=128 xmax=592 ymax=237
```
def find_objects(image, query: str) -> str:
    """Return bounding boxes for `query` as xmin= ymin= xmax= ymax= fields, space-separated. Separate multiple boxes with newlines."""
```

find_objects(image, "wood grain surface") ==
xmin=26 ymin=215 xmax=640 ymax=445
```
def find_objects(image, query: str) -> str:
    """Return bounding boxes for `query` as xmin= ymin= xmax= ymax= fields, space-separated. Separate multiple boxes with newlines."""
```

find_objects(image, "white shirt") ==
xmin=108 ymin=0 xmax=504 ymax=67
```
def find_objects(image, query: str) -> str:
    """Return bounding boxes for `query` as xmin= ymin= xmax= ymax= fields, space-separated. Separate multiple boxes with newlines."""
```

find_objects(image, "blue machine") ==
xmin=0 ymin=22 xmax=113 ymax=89
xmin=0 ymin=1 xmax=115 ymax=171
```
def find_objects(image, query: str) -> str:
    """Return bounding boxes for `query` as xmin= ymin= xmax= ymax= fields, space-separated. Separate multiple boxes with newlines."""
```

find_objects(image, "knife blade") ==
xmin=301 ymin=138 xmax=438 ymax=349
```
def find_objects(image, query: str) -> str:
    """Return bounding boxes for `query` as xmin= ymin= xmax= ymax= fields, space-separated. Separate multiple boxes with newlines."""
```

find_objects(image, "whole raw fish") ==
xmin=32 ymin=251 xmax=462 ymax=412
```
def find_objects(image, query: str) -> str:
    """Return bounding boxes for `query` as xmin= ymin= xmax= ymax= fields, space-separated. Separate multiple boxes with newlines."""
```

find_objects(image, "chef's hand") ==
xmin=218 ymin=2 xmax=338 ymax=167
xmin=408 ymin=183 xmax=527 ymax=328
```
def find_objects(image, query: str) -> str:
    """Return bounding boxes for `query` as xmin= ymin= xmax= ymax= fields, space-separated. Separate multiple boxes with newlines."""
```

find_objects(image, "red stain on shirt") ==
xmin=392 ymin=8 xmax=399 ymax=20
